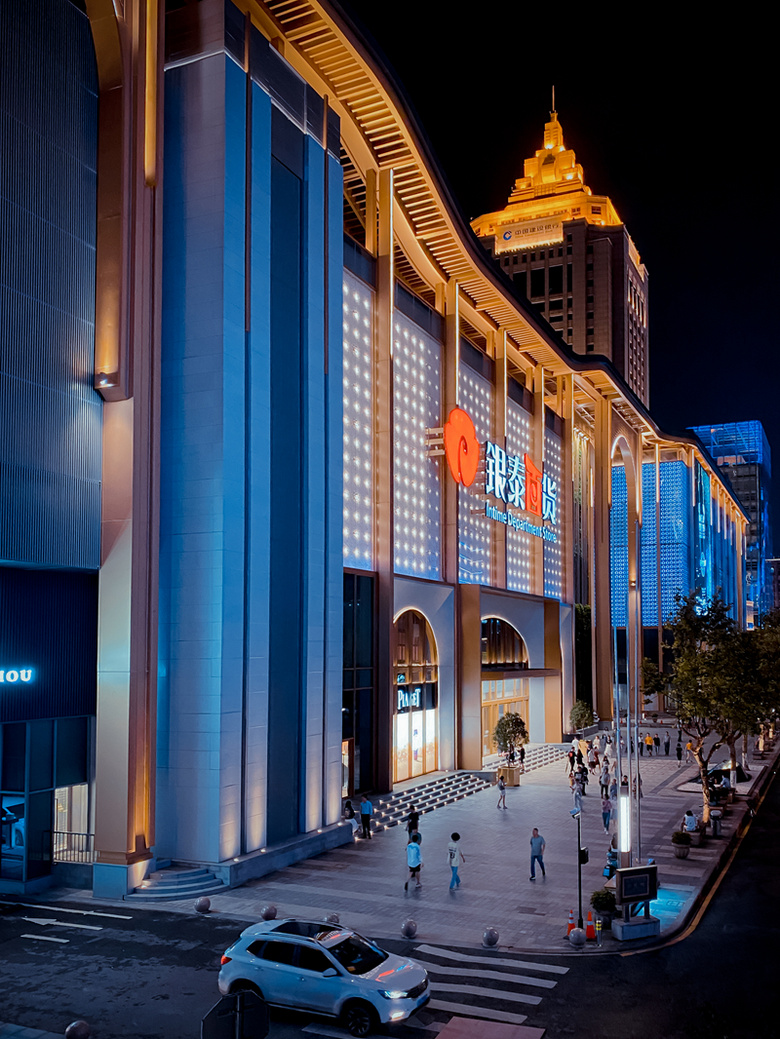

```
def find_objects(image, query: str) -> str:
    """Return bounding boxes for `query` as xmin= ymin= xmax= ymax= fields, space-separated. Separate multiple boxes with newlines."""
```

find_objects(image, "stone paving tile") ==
xmin=104 ymin=749 xmax=762 ymax=954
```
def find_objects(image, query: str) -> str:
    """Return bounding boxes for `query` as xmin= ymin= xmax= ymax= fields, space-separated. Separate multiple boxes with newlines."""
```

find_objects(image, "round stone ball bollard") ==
xmin=194 ymin=897 xmax=211 ymax=914
xmin=260 ymin=904 xmax=277 ymax=920
xmin=65 ymin=1021 xmax=91 ymax=1039
xmin=482 ymin=926 xmax=499 ymax=949
xmin=401 ymin=918 xmax=417 ymax=939
xmin=323 ymin=912 xmax=340 ymax=925
xmin=568 ymin=927 xmax=587 ymax=949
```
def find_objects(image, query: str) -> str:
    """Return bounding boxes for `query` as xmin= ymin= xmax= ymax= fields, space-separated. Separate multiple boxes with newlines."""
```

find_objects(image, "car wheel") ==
xmin=231 ymin=981 xmax=264 ymax=1000
xmin=342 ymin=1000 xmax=376 ymax=1037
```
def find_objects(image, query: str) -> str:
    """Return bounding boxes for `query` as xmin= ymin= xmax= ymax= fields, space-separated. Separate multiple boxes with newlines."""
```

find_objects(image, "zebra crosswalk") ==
xmin=300 ymin=943 xmax=567 ymax=1036
xmin=412 ymin=943 xmax=568 ymax=1027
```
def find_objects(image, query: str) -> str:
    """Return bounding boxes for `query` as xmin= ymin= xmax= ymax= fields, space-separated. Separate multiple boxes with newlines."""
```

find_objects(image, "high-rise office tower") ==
xmin=691 ymin=421 xmax=773 ymax=626
xmin=472 ymin=109 xmax=649 ymax=405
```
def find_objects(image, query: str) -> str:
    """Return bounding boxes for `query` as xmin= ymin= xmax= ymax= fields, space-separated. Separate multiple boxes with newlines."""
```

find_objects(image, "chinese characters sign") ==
xmin=485 ymin=441 xmax=557 ymax=524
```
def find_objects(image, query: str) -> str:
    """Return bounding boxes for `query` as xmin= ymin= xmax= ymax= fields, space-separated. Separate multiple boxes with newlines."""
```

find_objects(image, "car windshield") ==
xmin=326 ymin=935 xmax=387 ymax=975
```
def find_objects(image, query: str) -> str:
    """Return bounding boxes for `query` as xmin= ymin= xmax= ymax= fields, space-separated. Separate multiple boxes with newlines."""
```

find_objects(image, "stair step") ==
xmin=126 ymin=879 xmax=227 ymax=902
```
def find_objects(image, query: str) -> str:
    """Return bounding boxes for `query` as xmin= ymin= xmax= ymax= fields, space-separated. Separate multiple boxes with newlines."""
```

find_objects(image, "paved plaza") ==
xmin=50 ymin=737 xmax=772 ymax=955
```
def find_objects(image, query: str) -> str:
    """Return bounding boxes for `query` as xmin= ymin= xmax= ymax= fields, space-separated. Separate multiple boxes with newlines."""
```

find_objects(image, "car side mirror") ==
xmin=322 ymin=967 xmax=338 ymax=977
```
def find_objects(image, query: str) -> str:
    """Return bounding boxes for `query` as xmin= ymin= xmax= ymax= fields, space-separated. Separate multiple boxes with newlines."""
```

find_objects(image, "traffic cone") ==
xmin=566 ymin=909 xmax=575 ymax=935
xmin=585 ymin=910 xmax=596 ymax=941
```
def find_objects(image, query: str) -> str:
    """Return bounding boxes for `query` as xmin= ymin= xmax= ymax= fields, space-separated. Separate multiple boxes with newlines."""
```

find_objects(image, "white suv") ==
xmin=218 ymin=918 xmax=429 ymax=1037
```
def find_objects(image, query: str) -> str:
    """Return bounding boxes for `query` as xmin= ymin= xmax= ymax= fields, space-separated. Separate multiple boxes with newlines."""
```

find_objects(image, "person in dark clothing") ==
xmin=407 ymin=804 xmax=420 ymax=839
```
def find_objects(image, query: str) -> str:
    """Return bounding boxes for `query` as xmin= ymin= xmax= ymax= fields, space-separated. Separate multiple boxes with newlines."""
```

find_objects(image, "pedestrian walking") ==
xmin=529 ymin=828 xmax=546 ymax=880
xmin=572 ymin=778 xmax=583 ymax=813
xmin=359 ymin=794 xmax=373 ymax=839
xmin=685 ymin=740 xmax=693 ymax=764
xmin=519 ymin=744 xmax=526 ymax=773
xmin=653 ymin=733 xmax=661 ymax=754
xmin=599 ymin=764 xmax=610 ymax=797
xmin=496 ymin=773 xmax=507 ymax=809
xmin=645 ymin=733 xmax=654 ymax=756
xmin=566 ymin=749 xmax=576 ymax=774
xmin=404 ymin=833 xmax=422 ymax=890
xmin=601 ymin=795 xmax=612 ymax=833
xmin=676 ymin=739 xmax=683 ymax=767
xmin=447 ymin=832 xmax=465 ymax=889
xmin=664 ymin=732 xmax=671 ymax=756
xmin=587 ymin=745 xmax=597 ymax=774
xmin=406 ymin=804 xmax=420 ymax=841
xmin=639 ymin=733 xmax=644 ymax=756
xmin=609 ymin=775 xmax=618 ymax=800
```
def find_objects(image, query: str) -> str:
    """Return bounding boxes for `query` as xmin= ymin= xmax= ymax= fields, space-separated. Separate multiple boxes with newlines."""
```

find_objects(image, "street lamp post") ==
xmin=571 ymin=809 xmax=585 ymax=929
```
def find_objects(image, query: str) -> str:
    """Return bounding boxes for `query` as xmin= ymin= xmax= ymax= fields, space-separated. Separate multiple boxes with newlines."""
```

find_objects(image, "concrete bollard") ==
xmin=323 ymin=912 xmax=340 ymax=925
xmin=195 ymin=897 xmax=211 ymax=914
xmin=260 ymin=904 xmax=277 ymax=920
xmin=482 ymin=926 xmax=499 ymax=948
xmin=568 ymin=927 xmax=587 ymax=948
xmin=401 ymin=918 xmax=417 ymax=938
xmin=65 ymin=1021 xmax=91 ymax=1039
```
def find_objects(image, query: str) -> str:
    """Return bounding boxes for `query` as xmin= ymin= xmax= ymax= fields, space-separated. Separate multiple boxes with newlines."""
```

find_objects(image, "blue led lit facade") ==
xmin=611 ymin=459 xmax=742 ymax=629
xmin=691 ymin=421 xmax=773 ymax=626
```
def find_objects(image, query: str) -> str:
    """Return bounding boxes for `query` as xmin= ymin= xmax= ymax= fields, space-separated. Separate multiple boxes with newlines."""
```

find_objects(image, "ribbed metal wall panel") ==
xmin=0 ymin=0 xmax=101 ymax=570
xmin=0 ymin=567 xmax=97 ymax=723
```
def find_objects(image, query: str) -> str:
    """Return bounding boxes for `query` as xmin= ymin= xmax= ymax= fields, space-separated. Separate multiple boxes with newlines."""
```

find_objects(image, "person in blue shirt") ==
xmin=404 ymin=833 xmax=422 ymax=890
xmin=529 ymin=828 xmax=546 ymax=880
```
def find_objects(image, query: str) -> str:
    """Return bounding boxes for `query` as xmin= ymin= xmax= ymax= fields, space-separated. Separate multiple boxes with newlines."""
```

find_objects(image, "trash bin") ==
xmin=711 ymin=809 xmax=723 ymax=838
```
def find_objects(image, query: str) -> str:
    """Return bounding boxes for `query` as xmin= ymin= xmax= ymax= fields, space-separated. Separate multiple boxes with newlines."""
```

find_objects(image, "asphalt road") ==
xmin=0 ymin=764 xmax=776 ymax=1039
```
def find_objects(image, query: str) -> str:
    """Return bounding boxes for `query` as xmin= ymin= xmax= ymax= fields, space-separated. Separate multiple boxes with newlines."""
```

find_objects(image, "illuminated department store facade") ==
xmin=0 ymin=0 xmax=747 ymax=894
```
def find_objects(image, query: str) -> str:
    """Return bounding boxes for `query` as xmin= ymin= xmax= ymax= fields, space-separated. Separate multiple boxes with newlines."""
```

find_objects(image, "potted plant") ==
xmin=671 ymin=830 xmax=692 ymax=858
xmin=590 ymin=888 xmax=617 ymax=929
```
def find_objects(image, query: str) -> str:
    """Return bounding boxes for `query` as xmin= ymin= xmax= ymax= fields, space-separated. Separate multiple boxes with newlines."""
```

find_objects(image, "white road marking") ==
xmin=412 ymin=958 xmax=556 ymax=988
xmin=430 ymin=983 xmax=541 ymax=1007
xmin=0 ymin=900 xmax=131 ymax=920
xmin=414 ymin=944 xmax=568 ymax=974
xmin=21 ymin=934 xmax=69 ymax=944
xmin=426 ymin=999 xmax=527 ymax=1025
xmin=22 ymin=916 xmax=102 ymax=931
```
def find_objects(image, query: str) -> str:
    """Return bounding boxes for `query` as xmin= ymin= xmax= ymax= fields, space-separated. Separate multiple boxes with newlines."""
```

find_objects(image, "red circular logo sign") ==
xmin=443 ymin=408 xmax=480 ymax=487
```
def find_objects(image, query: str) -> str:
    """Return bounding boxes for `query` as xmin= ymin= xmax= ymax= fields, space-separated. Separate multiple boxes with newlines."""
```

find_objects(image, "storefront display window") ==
xmin=393 ymin=610 xmax=438 ymax=782
xmin=480 ymin=618 xmax=529 ymax=763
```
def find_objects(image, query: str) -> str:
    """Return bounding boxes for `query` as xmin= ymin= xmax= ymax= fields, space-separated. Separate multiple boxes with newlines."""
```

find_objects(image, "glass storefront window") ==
xmin=393 ymin=611 xmax=438 ymax=783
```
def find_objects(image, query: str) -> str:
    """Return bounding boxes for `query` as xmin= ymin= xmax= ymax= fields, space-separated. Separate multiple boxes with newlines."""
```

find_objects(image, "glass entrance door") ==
xmin=392 ymin=611 xmax=438 ymax=784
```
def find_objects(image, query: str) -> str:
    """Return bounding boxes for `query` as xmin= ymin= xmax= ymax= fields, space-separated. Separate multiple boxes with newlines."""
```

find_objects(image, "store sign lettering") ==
xmin=397 ymin=687 xmax=421 ymax=712
xmin=0 ymin=668 xmax=33 ymax=683
xmin=485 ymin=442 xmax=557 ymax=523
xmin=438 ymin=408 xmax=558 ymax=544
xmin=485 ymin=503 xmax=558 ymax=542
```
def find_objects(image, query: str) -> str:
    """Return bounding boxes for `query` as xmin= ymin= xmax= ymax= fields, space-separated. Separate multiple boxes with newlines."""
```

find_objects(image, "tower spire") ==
xmin=551 ymin=84 xmax=555 ymax=117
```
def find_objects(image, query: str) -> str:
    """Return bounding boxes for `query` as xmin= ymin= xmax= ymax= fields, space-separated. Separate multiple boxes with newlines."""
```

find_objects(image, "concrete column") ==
xmin=593 ymin=397 xmax=613 ymax=721
xmin=374 ymin=167 xmax=394 ymax=793
xmin=91 ymin=0 xmax=161 ymax=898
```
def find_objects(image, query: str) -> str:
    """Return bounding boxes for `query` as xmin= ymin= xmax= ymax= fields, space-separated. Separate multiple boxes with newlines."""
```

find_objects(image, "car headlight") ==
xmin=380 ymin=990 xmax=409 ymax=1000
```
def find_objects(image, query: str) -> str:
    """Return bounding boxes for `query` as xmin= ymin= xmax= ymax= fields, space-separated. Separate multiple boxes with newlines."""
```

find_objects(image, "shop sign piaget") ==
xmin=440 ymin=407 xmax=558 ymax=543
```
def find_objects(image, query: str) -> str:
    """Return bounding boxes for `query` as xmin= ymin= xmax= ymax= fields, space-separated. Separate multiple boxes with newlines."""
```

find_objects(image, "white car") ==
xmin=218 ymin=918 xmax=429 ymax=1036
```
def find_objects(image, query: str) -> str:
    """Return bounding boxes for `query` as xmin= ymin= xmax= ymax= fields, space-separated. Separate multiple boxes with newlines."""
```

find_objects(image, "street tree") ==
xmin=569 ymin=700 xmax=594 ymax=731
xmin=493 ymin=712 xmax=528 ymax=758
xmin=664 ymin=592 xmax=736 ymax=822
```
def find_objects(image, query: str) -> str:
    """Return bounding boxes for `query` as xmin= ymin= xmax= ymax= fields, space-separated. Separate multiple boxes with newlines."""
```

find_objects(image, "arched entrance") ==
xmin=392 ymin=610 xmax=438 ymax=782
xmin=480 ymin=617 xmax=529 ymax=763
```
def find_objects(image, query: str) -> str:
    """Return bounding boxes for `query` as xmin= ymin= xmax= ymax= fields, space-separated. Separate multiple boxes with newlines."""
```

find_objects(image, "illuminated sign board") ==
xmin=439 ymin=409 xmax=558 ymax=544
xmin=0 ymin=668 xmax=33 ymax=683
xmin=494 ymin=217 xmax=564 ymax=254
xmin=397 ymin=687 xmax=422 ymax=712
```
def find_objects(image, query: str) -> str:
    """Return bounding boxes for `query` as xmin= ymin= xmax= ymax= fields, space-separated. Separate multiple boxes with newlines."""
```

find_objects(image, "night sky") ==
xmin=337 ymin=3 xmax=778 ymax=525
